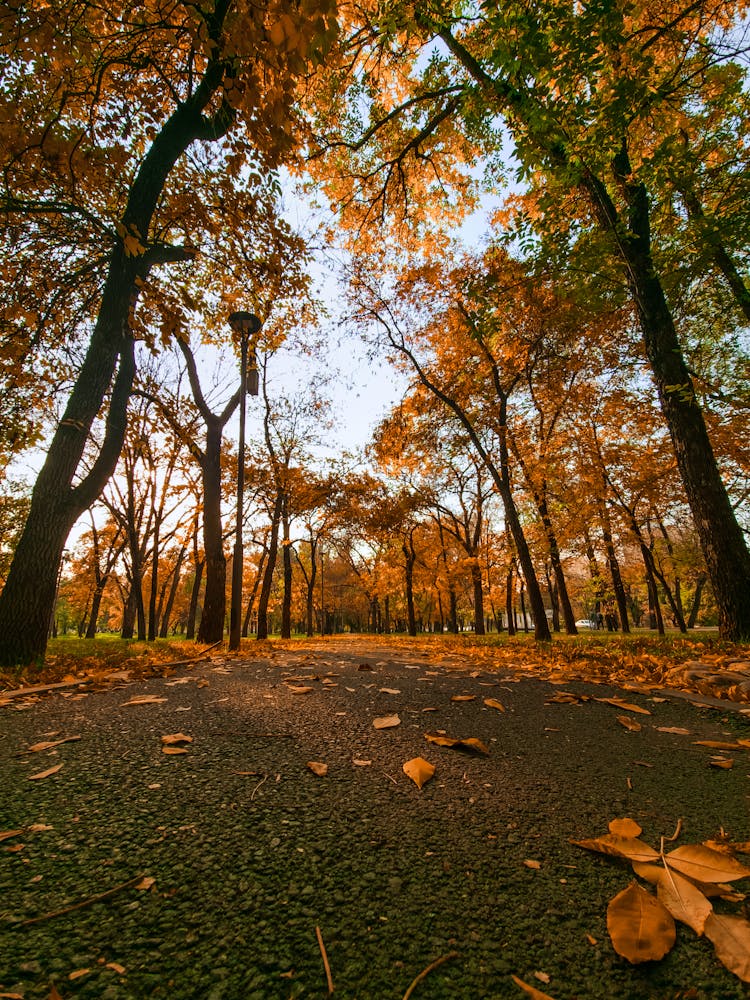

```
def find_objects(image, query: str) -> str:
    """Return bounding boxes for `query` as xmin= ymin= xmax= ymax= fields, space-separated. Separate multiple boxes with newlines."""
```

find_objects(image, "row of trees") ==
xmin=0 ymin=0 xmax=748 ymax=666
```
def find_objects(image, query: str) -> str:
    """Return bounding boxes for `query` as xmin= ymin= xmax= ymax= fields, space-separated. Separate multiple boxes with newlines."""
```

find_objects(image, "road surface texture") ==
xmin=1 ymin=636 xmax=749 ymax=999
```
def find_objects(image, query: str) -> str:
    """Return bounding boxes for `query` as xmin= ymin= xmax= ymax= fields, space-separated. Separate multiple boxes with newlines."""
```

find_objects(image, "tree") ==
xmin=0 ymin=0 xmax=338 ymax=667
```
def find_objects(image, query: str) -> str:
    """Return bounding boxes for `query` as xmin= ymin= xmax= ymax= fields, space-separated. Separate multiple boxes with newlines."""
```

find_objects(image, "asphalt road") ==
xmin=1 ymin=637 xmax=750 ymax=1000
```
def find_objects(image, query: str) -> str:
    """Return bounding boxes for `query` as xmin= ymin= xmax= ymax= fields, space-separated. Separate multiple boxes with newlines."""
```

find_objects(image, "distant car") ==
xmin=575 ymin=619 xmax=596 ymax=628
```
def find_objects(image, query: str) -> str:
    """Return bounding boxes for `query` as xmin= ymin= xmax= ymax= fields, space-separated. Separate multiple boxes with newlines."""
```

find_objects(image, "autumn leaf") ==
xmin=616 ymin=715 xmax=642 ymax=732
xmin=162 ymin=746 xmax=189 ymax=755
xmin=608 ymin=818 xmax=643 ymax=838
xmin=105 ymin=962 xmax=126 ymax=974
xmin=25 ymin=735 xmax=81 ymax=753
xmin=606 ymin=881 xmax=676 ymax=963
xmin=28 ymin=763 xmax=64 ymax=781
xmin=656 ymin=726 xmax=691 ymax=735
xmin=161 ymin=733 xmax=192 ymax=745
xmin=0 ymin=830 xmax=24 ymax=843
xmin=424 ymin=733 xmax=489 ymax=755
xmin=484 ymin=698 xmax=505 ymax=712
xmin=709 ymin=757 xmax=734 ymax=769
xmin=704 ymin=912 xmax=750 ymax=982
xmin=594 ymin=697 xmax=651 ymax=716
xmin=373 ymin=714 xmax=401 ymax=729
xmin=352 ymin=759 xmax=372 ymax=766
xmin=68 ymin=968 xmax=90 ymax=981
xmin=307 ymin=761 xmax=328 ymax=776
xmin=665 ymin=845 xmax=750 ymax=883
xmin=523 ymin=859 xmax=541 ymax=870
xmin=510 ymin=974 xmax=558 ymax=999
xmin=379 ymin=687 xmax=401 ymax=694
xmin=122 ymin=695 xmax=167 ymax=706
xmin=403 ymin=757 xmax=435 ymax=789
xmin=655 ymin=867 xmax=713 ymax=935
xmin=450 ymin=694 xmax=476 ymax=702
xmin=287 ymin=685 xmax=314 ymax=695
xmin=135 ymin=876 xmax=156 ymax=890
xmin=571 ymin=833 xmax=660 ymax=863
xmin=694 ymin=741 xmax=745 ymax=750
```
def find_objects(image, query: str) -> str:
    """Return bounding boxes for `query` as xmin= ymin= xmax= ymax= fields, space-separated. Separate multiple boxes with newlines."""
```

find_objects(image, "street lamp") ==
xmin=228 ymin=310 xmax=261 ymax=651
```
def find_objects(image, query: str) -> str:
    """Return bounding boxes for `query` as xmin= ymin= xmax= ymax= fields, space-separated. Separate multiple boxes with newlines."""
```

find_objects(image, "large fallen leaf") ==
xmin=424 ymin=733 xmax=490 ymax=755
xmin=654 ymin=867 xmax=713 ymax=934
xmin=28 ymin=764 xmax=64 ymax=781
xmin=510 ymin=974 xmax=558 ymax=999
xmin=666 ymin=844 xmax=750 ymax=883
xmin=0 ymin=829 xmax=24 ymax=843
xmin=607 ymin=881 xmax=676 ymax=962
xmin=608 ymin=818 xmax=643 ymax=838
xmin=403 ymin=757 xmax=435 ymax=789
xmin=616 ymin=715 xmax=642 ymax=732
xmin=571 ymin=833 xmax=660 ymax=864
xmin=161 ymin=733 xmax=192 ymax=745
xmin=25 ymin=735 xmax=81 ymax=753
xmin=705 ymin=912 xmax=750 ymax=982
xmin=693 ymin=740 xmax=746 ymax=750
xmin=373 ymin=714 xmax=401 ymax=729
xmin=287 ymin=685 xmax=314 ymax=695
xmin=121 ymin=695 xmax=167 ymax=706
xmin=594 ymin=697 xmax=651 ymax=716
xmin=307 ymin=761 xmax=328 ymax=777
xmin=484 ymin=698 xmax=505 ymax=712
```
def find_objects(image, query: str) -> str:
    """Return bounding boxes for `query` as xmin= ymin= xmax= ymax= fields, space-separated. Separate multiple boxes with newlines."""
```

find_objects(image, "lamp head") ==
xmin=228 ymin=311 xmax=262 ymax=337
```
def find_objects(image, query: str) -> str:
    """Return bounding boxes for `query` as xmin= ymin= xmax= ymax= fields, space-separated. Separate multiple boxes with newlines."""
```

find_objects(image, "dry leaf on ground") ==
xmin=704 ymin=912 xmax=750 ymax=982
xmin=353 ymin=759 xmax=372 ymax=767
xmin=287 ymin=686 xmax=314 ymax=695
xmin=523 ymin=859 xmax=541 ymax=870
xmin=28 ymin=764 xmax=64 ymax=781
xmin=451 ymin=694 xmax=476 ymax=702
xmin=122 ymin=695 xmax=167 ymax=706
xmin=694 ymin=741 xmax=746 ymax=750
xmin=307 ymin=761 xmax=328 ymax=777
xmin=656 ymin=726 xmax=691 ymax=735
xmin=379 ymin=687 xmax=401 ymax=695
xmin=403 ymin=757 xmax=435 ymax=789
xmin=616 ymin=715 xmax=642 ymax=732
xmin=135 ymin=876 xmax=156 ymax=890
xmin=161 ymin=733 xmax=192 ymax=745
xmin=594 ymin=697 xmax=652 ymax=716
xmin=571 ymin=833 xmax=660 ymax=864
xmin=483 ymin=698 xmax=505 ymax=712
xmin=0 ymin=830 xmax=24 ymax=843
xmin=424 ymin=733 xmax=490 ymax=755
xmin=608 ymin=818 xmax=643 ymax=838
xmin=607 ymin=880 xmax=676 ymax=962
xmin=510 ymin=974 xmax=558 ymax=999
xmin=373 ymin=714 xmax=401 ymax=729
xmin=666 ymin=845 xmax=750 ymax=883
xmin=25 ymin=736 xmax=81 ymax=753
xmin=655 ymin=867 xmax=713 ymax=934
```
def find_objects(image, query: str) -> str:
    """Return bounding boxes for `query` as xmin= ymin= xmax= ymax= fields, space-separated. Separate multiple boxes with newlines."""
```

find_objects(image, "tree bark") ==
xmin=256 ymin=491 xmax=283 ymax=641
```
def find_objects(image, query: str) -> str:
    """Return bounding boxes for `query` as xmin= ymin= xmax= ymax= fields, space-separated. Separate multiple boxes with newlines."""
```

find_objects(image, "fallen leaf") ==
xmin=0 ymin=829 xmax=24 ymax=843
xmin=484 ymin=698 xmax=505 ymax=712
xmin=608 ymin=818 xmax=643 ymax=838
xmin=424 ymin=733 xmax=490 ymax=755
xmin=666 ymin=844 xmax=750 ymax=883
xmin=121 ymin=695 xmax=167 ymax=706
xmin=161 ymin=733 xmax=192 ymax=746
xmin=510 ymin=974 xmax=557 ymax=999
xmin=105 ymin=962 xmax=126 ymax=974
xmin=307 ymin=761 xmax=328 ymax=777
xmin=135 ymin=876 xmax=155 ymax=890
xmin=534 ymin=972 xmax=551 ymax=984
xmin=402 ymin=757 xmax=435 ymax=789
xmin=709 ymin=757 xmax=734 ymax=770
xmin=451 ymin=694 xmax=476 ymax=702
xmin=162 ymin=746 xmax=189 ymax=755
xmin=705 ymin=912 xmax=750 ymax=982
xmin=594 ymin=697 xmax=651 ymax=716
xmin=0 ymin=992 xmax=25 ymax=998
xmin=585 ymin=934 xmax=598 ymax=945
xmin=68 ymin=969 xmax=90 ymax=981
xmin=607 ymin=880 xmax=676 ymax=962
xmin=287 ymin=686 xmax=314 ymax=695
xmin=353 ymin=759 xmax=372 ymax=767
xmin=694 ymin=740 xmax=745 ymax=750
xmin=25 ymin=735 xmax=81 ymax=753
xmin=28 ymin=764 xmax=64 ymax=781
xmin=571 ymin=833 xmax=660 ymax=863
xmin=616 ymin=715 xmax=642 ymax=732
xmin=523 ymin=859 xmax=541 ymax=870
xmin=655 ymin=867 xmax=713 ymax=934
xmin=656 ymin=726 xmax=691 ymax=735
xmin=373 ymin=714 xmax=401 ymax=729
xmin=379 ymin=687 xmax=401 ymax=695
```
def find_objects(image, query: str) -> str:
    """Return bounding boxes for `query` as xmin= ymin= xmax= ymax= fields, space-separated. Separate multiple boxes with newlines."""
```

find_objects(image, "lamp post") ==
xmin=228 ymin=310 xmax=261 ymax=651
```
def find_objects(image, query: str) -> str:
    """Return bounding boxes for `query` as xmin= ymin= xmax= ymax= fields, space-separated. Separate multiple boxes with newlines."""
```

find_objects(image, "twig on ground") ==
xmin=402 ymin=951 xmax=459 ymax=1000
xmin=382 ymin=771 xmax=398 ymax=785
xmin=316 ymin=924 xmax=335 ymax=994
xmin=18 ymin=874 xmax=148 ymax=927
xmin=665 ymin=817 xmax=683 ymax=842
xmin=250 ymin=774 xmax=268 ymax=800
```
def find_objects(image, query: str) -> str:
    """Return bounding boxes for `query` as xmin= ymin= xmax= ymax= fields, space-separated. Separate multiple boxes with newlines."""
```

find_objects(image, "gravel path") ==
xmin=1 ymin=637 xmax=749 ymax=1000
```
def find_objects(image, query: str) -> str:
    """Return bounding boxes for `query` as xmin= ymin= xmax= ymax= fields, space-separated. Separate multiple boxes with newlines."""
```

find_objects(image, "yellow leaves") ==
xmin=705 ymin=914 xmax=750 ymax=982
xmin=606 ymin=881 xmax=676 ymax=963
xmin=28 ymin=763 xmax=64 ymax=780
xmin=115 ymin=220 xmax=147 ymax=258
xmin=571 ymin=832 xmax=660 ymax=864
xmin=616 ymin=714 xmax=642 ymax=732
xmin=307 ymin=761 xmax=328 ymax=776
xmin=161 ymin=733 xmax=192 ymax=754
xmin=450 ymin=694 xmax=476 ymax=702
xmin=424 ymin=732 xmax=489 ymax=755
xmin=655 ymin=868 xmax=713 ymax=935
xmin=609 ymin=818 xmax=643 ymax=838
xmin=483 ymin=697 xmax=505 ymax=712
xmin=593 ymin=696 xmax=651 ymax=716
xmin=373 ymin=714 xmax=401 ymax=729
xmin=402 ymin=757 xmax=435 ymax=789
xmin=664 ymin=845 xmax=750 ymax=884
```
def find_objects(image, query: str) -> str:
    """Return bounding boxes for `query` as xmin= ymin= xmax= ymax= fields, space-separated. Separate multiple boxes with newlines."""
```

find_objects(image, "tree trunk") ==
xmin=186 ymin=559 xmax=204 ymax=640
xmin=197 ymin=422 xmax=228 ymax=643
xmin=257 ymin=491 xmax=283 ymax=641
xmin=159 ymin=545 xmax=185 ymax=638
xmin=85 ymin=581 xmax=108 ymax=638
xmin=599 ymin=500 xmax=630 ymax=633
xmin=281 ymin=507 xmax=292 ymax=640
xmin=505 ymin=561 xmax=516 ymax=636
xmin=470 ymin=559 xmax=485 ymax=635
xmin=687 ymin=574 xmax=708 ymax=629
xmin=403 ymin=538 xmax=417 ymax=636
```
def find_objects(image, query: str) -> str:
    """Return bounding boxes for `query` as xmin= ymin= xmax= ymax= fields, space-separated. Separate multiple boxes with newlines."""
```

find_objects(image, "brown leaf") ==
xmin=161 ymin=733 xmax=192 ymax=745
xmin=0 ymin=829 xmax=24 ymax=843
xmin=608 ymin=818 xmax=643 ymax=838
xmin=379 ymin=687 xmax=401 ymax=695
xmin=68 ymin=969 xmax=90 ymax=981
xmin=451 ymin=694 xmax=476 ymax=702
xmin=373 ymin=714 xmax=401 ymax=729
xmin=135 ymin=876 xmax=156 ymax=890
xmin=49 ymin=988 xmax=63 ymax=1000
xmin=121 ymin=695 xmax=167 ymax=706
xmin=402 ymin=757 xmax=435 ymax=789
xmin=25 ymin=735 xmax=81 ymax=753
xmin=484 ymin=698 xmax=505 ymax=712
xmin=510 ymin=974 xmax=558 ymax=999
xmin=693 ymin=740 xmax=745 ymax=750
xmin=287 ymin=686 xmax=314 ymax=695
xmin=709 ymin=757 xmax=734 ymax=770
xmin=606 ymin=881 xmax=676 ymax=963
xmin=28 ymin=764 xmax=64 ymax=781
xmin=307 ymin=761 xmax=328 ymax=777
xmin=162 ymin=746 xmax=189 ymax=755
xmin=666 ymin=844 xmax=750 ymax=883
xmin=353 ymin=759 xmax=372 ymax=767
xmin=594 ymin=697 xmax=651 ymax=715
xmin=616 ymin=715 xmax=642 ymax=732
xmin=704 ymin=912 xmax=750 ymax=982
xmin=655 ymin=867 xmax=713 ymax=935
xmin=424 ymin=733 xmax=489 ymax=755
xmin=656 ymin=726 xmax=691 ymax=735
xmin=571 ymin=833 xmax=660 ymax=863
xmin=105 ymin=962 xmax=126 ymax=974
xmin=523 ymin=859 xmax=541 ymax=870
